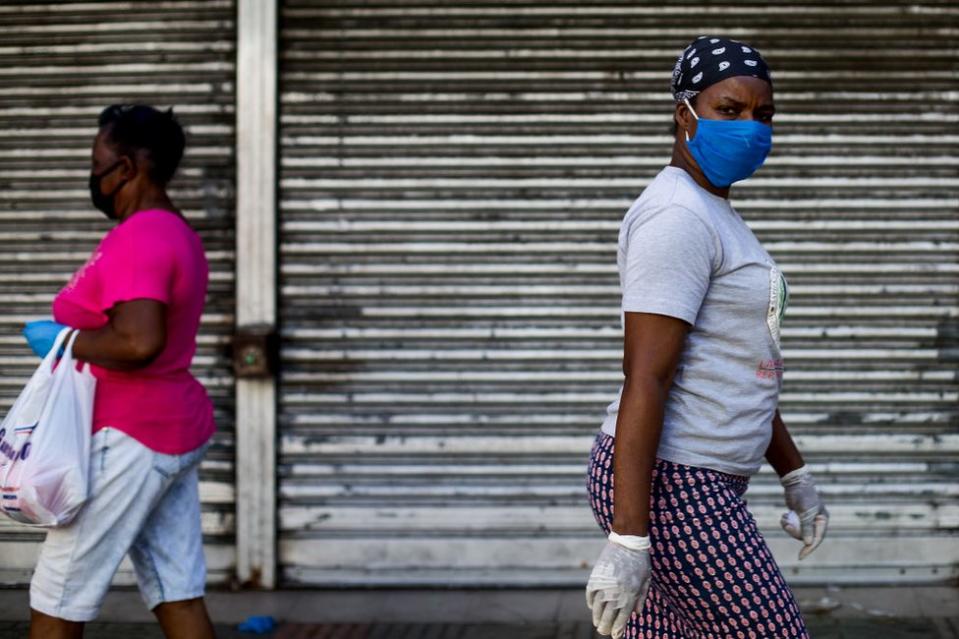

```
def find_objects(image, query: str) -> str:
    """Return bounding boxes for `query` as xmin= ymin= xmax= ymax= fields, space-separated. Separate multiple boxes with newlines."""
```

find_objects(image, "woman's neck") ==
xmin=669 ymin=142 xmax=730 ymax=200
xmin=115 ymin=185 xmax=177 ymax=222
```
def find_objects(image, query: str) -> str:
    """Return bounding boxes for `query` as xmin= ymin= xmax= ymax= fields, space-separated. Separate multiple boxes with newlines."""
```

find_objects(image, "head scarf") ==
xmin=671 ymin=36 xmax=772 ymax=103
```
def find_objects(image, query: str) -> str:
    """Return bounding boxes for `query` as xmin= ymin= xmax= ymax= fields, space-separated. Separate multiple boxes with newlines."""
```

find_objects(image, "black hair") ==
xmin=98 ymin=104 xmax=186 ymax=185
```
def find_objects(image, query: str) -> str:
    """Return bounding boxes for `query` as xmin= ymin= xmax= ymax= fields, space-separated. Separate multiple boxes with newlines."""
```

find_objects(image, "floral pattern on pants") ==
xmin=587 ymin=432 xmax=810 ymax=639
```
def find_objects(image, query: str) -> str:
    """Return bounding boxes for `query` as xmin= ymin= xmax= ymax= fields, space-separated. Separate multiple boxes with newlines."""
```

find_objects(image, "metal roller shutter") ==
xmin=277 ymin=1 xmax=959 ymax=585
xmin=0 ymin=1 xmax=237 ymax=585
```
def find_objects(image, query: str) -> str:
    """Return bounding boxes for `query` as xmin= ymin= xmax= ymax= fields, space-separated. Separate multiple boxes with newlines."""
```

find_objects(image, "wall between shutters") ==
xmin=278 ymin=0 xmax=959 ymax=586
xmin=0 ymin=1 xmax=237 ymax=585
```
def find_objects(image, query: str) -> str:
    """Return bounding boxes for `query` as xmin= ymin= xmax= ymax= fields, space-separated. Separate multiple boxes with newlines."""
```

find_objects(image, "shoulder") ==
xmin=623 ymin=201 xmax=717 ymax=248
xmin=628 ymin=169 xmax=726 ymax=249
xmin=627 ymin=169 xmax=716 ymax=228
xmin=100 ymin=212 xmax=195 ymax=266
xmin=109 ymin=210 xmax=195 ymax=248
xmin=123 ymin=209 xmax=188 ymax=232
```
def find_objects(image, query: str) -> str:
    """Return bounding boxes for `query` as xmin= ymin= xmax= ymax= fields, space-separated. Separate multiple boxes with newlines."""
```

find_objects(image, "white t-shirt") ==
xmin=601 ymin=166 xmax=789 ymax=476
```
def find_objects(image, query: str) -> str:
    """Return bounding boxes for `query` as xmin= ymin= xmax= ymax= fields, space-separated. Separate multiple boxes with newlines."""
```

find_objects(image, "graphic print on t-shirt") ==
xmin=766 ymin=264 xmax=789 ymax=348
xmin=61 ymin=250 xmax=102 ymax=295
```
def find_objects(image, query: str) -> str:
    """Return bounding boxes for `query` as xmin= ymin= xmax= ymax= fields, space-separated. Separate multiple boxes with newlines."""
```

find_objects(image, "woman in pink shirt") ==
xmin=23 ymin=105 xmax=216 ymax=638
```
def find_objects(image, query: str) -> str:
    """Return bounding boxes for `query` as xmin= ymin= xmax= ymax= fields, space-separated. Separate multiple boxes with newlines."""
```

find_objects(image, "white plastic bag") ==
xmin=0 ymin=328 xmax=95 ymax=526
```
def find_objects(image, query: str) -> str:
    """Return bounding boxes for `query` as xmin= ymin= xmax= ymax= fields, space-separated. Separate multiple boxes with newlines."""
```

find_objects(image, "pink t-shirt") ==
xmin=52 ymin=209 xmax=215 ymax=455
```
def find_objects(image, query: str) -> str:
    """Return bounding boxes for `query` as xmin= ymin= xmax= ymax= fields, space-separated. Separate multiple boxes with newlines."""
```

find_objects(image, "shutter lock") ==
xmin=232 ymin=324 xmax=278 ymax=379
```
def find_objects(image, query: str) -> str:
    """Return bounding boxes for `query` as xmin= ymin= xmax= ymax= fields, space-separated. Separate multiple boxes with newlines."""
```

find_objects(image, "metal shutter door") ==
xmin=277 ymin=1 xmax=958 ymax=585
xmin=0 ymin=1 xmax=237 ymax=585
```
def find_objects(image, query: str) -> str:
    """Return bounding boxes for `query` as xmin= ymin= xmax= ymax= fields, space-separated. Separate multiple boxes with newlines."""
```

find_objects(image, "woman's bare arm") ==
xmin=612 ymin=312 xmax=690 ymax=536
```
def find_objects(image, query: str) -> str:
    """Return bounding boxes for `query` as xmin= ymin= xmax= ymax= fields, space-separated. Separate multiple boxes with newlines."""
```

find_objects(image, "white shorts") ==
xmin=30 ymin=427 xmax=210 ymax=622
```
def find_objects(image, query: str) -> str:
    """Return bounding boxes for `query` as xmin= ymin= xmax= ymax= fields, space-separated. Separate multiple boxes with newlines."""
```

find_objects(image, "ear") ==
xmin=675 ymin=101 xmax=696 ymax=140
xmin=117 ymin=154 xmax=138 ymax=181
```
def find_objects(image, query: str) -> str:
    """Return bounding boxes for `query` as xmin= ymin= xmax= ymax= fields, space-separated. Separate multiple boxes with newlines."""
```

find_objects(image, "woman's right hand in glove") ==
xmin=585 ymin=533 xmax=652 ymax=639
xmin=22 ymin=320 xmax=68 ymax=358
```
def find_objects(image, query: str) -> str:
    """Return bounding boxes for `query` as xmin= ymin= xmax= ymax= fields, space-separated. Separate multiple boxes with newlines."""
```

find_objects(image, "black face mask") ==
xmin=88 ymin=160 xmax=127 ymax=220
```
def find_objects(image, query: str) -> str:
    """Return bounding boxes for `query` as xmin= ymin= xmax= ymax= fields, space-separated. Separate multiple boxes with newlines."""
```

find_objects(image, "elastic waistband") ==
xmin=652 ymin=457 xmax=750 ymax=490
xmin=592 ymin=431 xmax=750 ymax=490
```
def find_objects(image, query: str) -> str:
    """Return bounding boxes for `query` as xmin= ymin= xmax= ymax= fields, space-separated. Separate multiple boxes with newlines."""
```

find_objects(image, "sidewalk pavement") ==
xmin=1 ymin=587 xmax=957 ymax=638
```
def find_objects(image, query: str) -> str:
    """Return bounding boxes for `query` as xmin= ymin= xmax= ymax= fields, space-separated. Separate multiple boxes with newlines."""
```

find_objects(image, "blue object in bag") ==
xmin=238 ymin=615 xmax=277 ymax=634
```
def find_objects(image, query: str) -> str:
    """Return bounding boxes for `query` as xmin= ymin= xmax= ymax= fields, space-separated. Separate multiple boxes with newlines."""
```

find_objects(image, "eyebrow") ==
xmin=716 ymin=96 xmax=776 ymax=111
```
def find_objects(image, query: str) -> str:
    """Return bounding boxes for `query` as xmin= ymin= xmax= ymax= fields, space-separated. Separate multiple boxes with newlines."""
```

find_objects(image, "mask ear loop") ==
xmin=683 ymin=98 xmax=699 ymax=142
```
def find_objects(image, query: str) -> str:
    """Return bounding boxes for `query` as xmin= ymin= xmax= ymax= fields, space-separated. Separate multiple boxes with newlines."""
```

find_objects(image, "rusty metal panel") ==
xmin=0 ymin=1 xmax=237 ymax=585
xmin=277 ymin=0 xmax=959 ymax=585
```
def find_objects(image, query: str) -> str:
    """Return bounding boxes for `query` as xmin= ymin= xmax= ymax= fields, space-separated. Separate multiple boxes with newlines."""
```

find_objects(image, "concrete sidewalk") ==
xmin=1 ymin=587 xmax=957 ymax=638
xmin=0 ymin=620 xmax=956 ymax=638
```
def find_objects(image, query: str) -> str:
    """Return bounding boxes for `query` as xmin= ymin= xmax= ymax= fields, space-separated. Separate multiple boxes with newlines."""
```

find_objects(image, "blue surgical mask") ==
xmin=684 ymin=98 xmax=772 ymax=188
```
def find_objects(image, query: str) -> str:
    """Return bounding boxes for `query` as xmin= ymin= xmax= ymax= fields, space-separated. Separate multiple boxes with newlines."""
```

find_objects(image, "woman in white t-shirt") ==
xmin=584 ymin=37 xmax=828 ymax=639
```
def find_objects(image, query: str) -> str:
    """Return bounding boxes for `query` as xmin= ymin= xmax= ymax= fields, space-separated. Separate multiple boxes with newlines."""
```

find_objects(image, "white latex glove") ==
xmin=780 ymin=465 xmax=829 ymax=560
xmin=586 ymin=533 xmax=652 ymax=639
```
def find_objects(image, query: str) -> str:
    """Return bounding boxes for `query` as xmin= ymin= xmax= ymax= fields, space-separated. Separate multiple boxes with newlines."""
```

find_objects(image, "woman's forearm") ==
xmin=765 ymin=409 xmax=805 ymax=477
xmin=72 ymin=325 xmax=154 ymax=370
xmin=611 ymin=374 xmax=667 ymax=537
xmin=70 ymin=300 xmax=167 ymax=370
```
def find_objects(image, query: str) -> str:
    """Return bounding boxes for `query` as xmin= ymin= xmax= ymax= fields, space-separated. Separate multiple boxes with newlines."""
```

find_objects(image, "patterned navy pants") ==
xmin=587 ymin=433 xmax=810 ymax=639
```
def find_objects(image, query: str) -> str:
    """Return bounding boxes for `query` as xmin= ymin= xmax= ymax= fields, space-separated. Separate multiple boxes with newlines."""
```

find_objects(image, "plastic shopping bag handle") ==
xmin=58 ymin=329 xmax=83 ymax=371
xmin=40 ymin=327 xmax=74 ymax=373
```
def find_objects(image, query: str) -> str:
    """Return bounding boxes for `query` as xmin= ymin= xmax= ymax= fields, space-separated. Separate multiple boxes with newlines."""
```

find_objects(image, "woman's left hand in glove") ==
xmin=780 ymin=465 xmax=829 ymax=560
xmin=22 ymin=320 xmax=69 ymax=358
